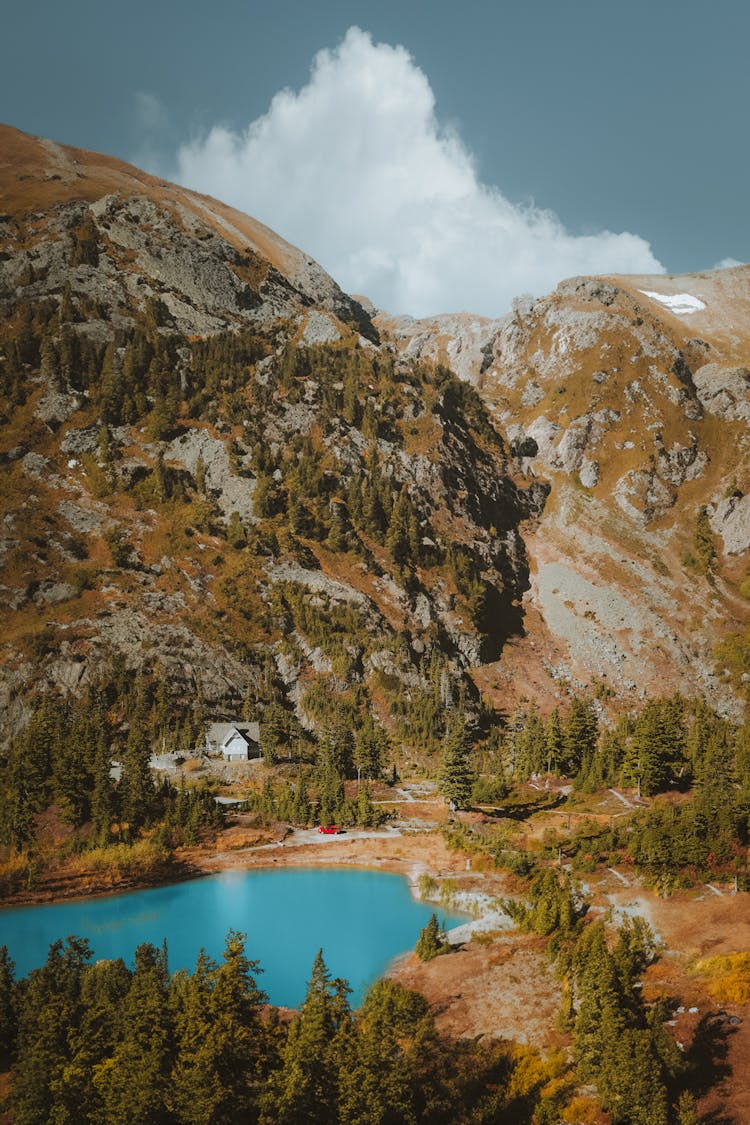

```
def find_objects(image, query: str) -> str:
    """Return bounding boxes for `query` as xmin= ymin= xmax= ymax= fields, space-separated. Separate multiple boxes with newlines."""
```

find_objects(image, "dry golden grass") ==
xmin=693 ymin=952 xmax=750 ymax=1003
xmin=402 ymin=413 xmax=444 ymax=456
xmin=0 ymin=123 xmax=310 ymax=279
xmin=0 ymin=850 xmax=32 ymax=896
xmin=73 ymin=838 xmax=170 ymax=881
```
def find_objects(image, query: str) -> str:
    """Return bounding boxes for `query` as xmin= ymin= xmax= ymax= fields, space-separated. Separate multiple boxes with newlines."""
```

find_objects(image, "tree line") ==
xmin=0 ymin=933 xmax=562 ymax=1125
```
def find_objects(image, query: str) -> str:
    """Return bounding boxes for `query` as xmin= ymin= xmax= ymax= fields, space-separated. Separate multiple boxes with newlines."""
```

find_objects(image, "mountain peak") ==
xmin=0 ymin=123 xmax=376 ymax=342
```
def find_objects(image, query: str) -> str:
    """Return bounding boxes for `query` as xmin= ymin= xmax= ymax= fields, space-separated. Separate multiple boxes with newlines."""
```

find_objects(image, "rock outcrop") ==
xmin=2 ymin=123 xmax=750 ymax=731
xmin=382 ymin=265 xmax=750 ymax=713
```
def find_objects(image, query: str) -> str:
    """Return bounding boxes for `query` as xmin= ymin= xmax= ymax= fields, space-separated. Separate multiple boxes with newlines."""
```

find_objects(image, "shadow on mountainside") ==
xmin=683 ymin=1012 xmax=736 ymax=1123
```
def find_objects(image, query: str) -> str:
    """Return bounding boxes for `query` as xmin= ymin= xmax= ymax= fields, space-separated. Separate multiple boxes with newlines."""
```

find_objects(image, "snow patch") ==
xmin=638 ymin=290 xmax=706 ymax=315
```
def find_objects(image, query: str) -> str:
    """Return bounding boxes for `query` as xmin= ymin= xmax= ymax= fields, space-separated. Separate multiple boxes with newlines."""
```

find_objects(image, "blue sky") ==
xmin=2 ymin=0 xmax=747 ymax=316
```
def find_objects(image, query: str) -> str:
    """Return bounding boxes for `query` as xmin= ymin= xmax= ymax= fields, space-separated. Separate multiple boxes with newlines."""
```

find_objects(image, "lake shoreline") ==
xmin=0 ymin=853 xmax=207 ymax=910
xmin=0 ymin=863 xmax=469 ymax=1006
xmin=0 ymin=824 xmax=473 ymax=910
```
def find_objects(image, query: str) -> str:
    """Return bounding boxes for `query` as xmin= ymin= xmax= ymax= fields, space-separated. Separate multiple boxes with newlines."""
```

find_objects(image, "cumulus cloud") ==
xmin=172 ymin=27 xmax=663 ymax=317
xmin=713 ymin=256 xmax=745 ymax=270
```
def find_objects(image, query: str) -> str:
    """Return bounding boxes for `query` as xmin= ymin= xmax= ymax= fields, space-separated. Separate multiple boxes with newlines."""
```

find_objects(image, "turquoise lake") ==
xmin=0 ymin=868 xmax=466 ymax=1006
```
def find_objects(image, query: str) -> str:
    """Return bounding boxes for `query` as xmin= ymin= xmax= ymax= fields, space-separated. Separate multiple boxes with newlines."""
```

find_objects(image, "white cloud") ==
xmin=713 ymin=256 xmax=744 ymax=270
xmin=171 ymin=27 xmax=664 ymax=318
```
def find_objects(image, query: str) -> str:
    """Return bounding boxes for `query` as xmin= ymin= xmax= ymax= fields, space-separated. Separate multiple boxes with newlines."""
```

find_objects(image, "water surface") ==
xmin=0 ymin=867 xmax=465 ymax=1006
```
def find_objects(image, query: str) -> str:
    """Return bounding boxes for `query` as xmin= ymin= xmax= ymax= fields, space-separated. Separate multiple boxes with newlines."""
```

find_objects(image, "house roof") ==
xmin=206 ymin=721 xmax=260 ymax=745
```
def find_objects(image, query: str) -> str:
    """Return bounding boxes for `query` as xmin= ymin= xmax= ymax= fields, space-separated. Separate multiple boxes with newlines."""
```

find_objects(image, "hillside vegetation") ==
xmin=2 ymin=122 xmax=750 ymax=1125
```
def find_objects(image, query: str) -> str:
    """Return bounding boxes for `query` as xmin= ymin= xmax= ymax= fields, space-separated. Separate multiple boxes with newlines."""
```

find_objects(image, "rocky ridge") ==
xmin=379 ymin=267 xmax=750 ymax=711
xmin=2 ymin=122 xmax=749 ymax=737
xmin=0 ymin=126 xmax=543 ymax=747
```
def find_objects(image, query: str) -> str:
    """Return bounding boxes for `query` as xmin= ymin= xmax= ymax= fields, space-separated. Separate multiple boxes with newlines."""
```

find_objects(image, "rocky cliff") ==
xmin=378 ymin=267 xmax=750 ymax=713
xmin=2 ymin=122 xmax=749 ymax=751
xmin=0 ymin=125 xmax=542 ymax=749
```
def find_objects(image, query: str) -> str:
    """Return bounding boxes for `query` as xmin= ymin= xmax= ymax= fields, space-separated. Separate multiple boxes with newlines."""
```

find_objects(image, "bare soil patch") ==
xmin=390 ymin=933 xmax=563 ymax=1048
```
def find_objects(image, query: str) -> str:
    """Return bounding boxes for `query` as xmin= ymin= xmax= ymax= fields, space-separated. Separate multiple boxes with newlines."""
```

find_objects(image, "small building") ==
xmin=205 ymin=721 xmax=261 ymax=762
xmin=213 ymin=795 xmax=248 ymax=809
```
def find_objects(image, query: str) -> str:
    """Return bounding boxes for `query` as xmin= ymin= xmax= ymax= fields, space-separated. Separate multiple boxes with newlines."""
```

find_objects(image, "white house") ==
xmin=205 ymin=721 xmax=261 ymax=762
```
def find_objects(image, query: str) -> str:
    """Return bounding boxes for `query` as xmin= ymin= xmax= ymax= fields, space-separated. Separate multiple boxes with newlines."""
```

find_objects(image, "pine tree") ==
xmin=121 ymin=719 xmax=154 ymax=833
xmin=545 ymin=708 xmax=565 ymax=774
xmin=598 ymin=1027 xmax=669 ymax=1125
xmin=439 ymin=712 xmax=475 ymax=809
xmin=676 ymin=1091 xmax=699 ymax=1125
xmin=39 ymin=331 xmax=59 ymax=386
xmin=0 ymin=946 xmax=16 ymax=1068
xmin=13 ymin=937 xmax=91 ymax=1125
xmin=515 ymin=704 xmax=546 ymax=778
xmin=354 ymin=782 xmax=378 ymax=828
xmin=261 ymin=951 xmax=350 ymax=1124
xmin=62 ymin=957 xmax=131 ymax=1124
xmin=58 ymin=283 xmax=75 ymax=325
xmin=563 ymin=697 xmax=598 ymax=776
xmin=354 ymin=717 xmax=388 ymax=779
xmin=93 ymin=943 xmax=173 ymax=1125
xmin=153 ymin=451 xmax=169 ymax=504
xmin=337 ymin=980 xmax=430 ymax=1125
xmin=170 ymin=934 xmax=268 ymax=1125
xmin=415 ymin=914 xmax=445 ymax=961
xmin=100 ymin=342 xmax=123 ymax=424
xmin=91 ymin=730 xmax=116 ymax=844
xmin=52 ymin=715 xmax=92 ymax=826
xmin=227 ymin=510 xmax=247 ymax=548
xmin=573 ymin=923 xmax=627 ymax=1081
xmin=623 ymin=697 xmax=686 ymax=796
xmin=327 ymin=501 xmax=348 ymax=553
xmin=320 ymin=717 xmax=355 ymax=779
xmin=195 ymin=454 xmax=206 ymax=495
xmin=291 ymin=773 xmax=312 ymax=826
xmin=386 ymin=485 xmax=414 ymax=568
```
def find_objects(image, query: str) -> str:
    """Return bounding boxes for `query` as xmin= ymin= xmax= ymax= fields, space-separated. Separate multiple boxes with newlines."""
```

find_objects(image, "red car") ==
xmin=318 ymin=825 xmax=344 ymax=834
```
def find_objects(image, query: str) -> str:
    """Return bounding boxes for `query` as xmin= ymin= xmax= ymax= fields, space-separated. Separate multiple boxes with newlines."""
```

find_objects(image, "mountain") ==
xmin=0 ymin=125 xmax=543 ymax=751
xmin=377 ymin=268 xmax=750 ymax=714
xmin=0 ymin=124 xmax=374 ymax=341
xmin=1 ymin=122 xmax=749 ymax=757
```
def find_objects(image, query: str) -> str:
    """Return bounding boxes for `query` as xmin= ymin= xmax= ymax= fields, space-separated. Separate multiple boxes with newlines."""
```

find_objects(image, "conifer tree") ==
xmin=622 ymin=698 xmax=686 ymax=796
xmin=0 ymin=946 xmax=16 ymax=1069
xmin=227 ymin=510 xmax=247 ymax=548
xmin=195 ymin=453 xmax=207 ymax=495
xmin=62 ymin=957 xmax=131 ymax=1124
xmin=93 ymin=943 xmax=173 ymax=1125
xmin=337 ymin=980 xmax=430 ymax=1125
xmin=515 ymin=704 xmax=546 ymax=778
xmin=121 ymin=718 xmax=155 ymax=833
xmin=327 ymin=501 xmax=348 ymax=553
xmin=563 ymin=697 xmax=598 ymax=776
xmin=386 ymin=485 xmax=415 ymax=568
xmin=13 ymin=937 xmax=91 ymax=1125
xmin=415 ymin=914 xmax=445 ymax=961
xmin=439 ymin=712 xmax=475 ymax=809
xmin=354 ymin=717 xmax=388 ymax=779
xmin=52 ymin=713 xmax=92 ymax=825
xmin=545 ymin=708 xmax=565 ymax=774
xmin=354 ymin=782 xmax=378 ymax=828
xmin=170 ymin=934 xmax=267 ymax=1125
xmin=261 ymin=951 xmax=350 ymax=1124
xmin=39 ymin=331 xmax=59 ymax=386
xmin=291 ymin=773 xmax=312 ymax=826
